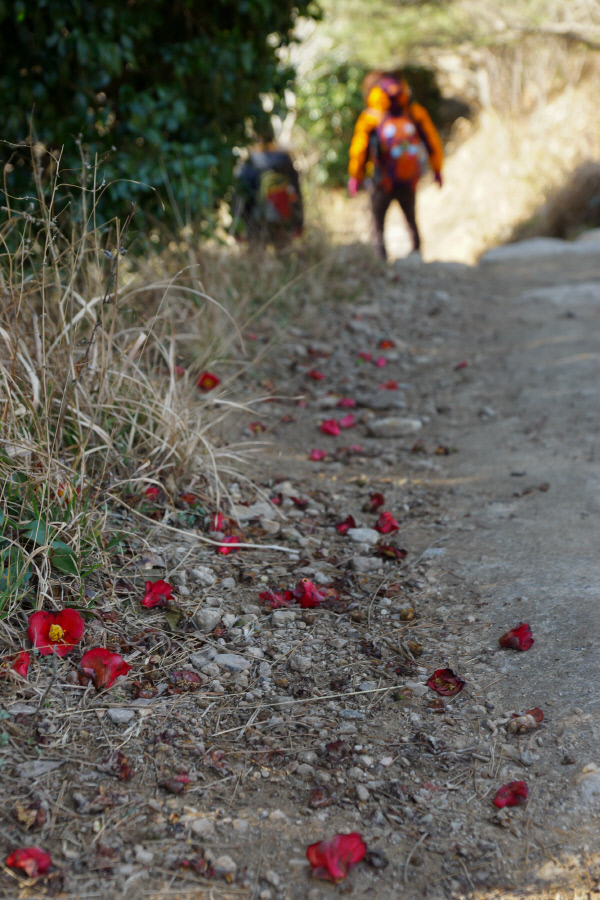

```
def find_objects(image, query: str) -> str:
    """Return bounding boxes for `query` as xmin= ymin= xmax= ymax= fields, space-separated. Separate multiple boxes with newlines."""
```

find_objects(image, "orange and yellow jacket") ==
xmin=348 ymin=83 xmax=443 ymax=183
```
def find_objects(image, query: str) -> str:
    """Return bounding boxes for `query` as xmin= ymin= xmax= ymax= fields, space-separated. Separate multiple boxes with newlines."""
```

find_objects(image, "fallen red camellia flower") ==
xmin=364 ymin=492 xmax=385 ymax=513
xmin=375 ymin=511 xmax=399 ymax=534
xmin=167 ymin=670 xmax=204 ymax=694
xmin=8 ymin=650 xmax=31 ymax=677
xmin=493 ymin=781 xmax=529 ymax=809
xmin=498 ymin=623 xmax=534 ymax=651
xmin=216 ymin=535 xmax=241 ymax=555
xmin=454 ymin=360 xmax=469 ymax=370
xmin=357 ymin=352 xmax=372 ymax=363
xmin=28 ymin=609 xmax=85 ymax=657
xmin=258 ymin=589 xmax=293 ymax=609
xmin=141 ymin=580 xmax=173 ymax=609
xmin=159 ymin=772 xmax=191 ymax=794
xmin=374 ymin=356 xmax=387 ymax=368
xmin=338 ymin=413 xmax=356 ymax=429
xmin=427 ymin=668 xmax=466 ymax=696
xmin=380 ymin=379 xmax=398 ymax=390
xmin=336 ymin=397 xmax=356 ymax=408
xmin=179 ymin=492 xmax=198 ymax=504
xmin=320 ymin=419 xmax=341 ymax=436
xmin=197 ymin=371 xmax=220 ymax=390
xmin=309 ymin=449 xmax=327 ymax=461
xmin=144 ymin=486 xmax=160 ymax=500
xmin=6 ymin=846 xmax=52 ymax=878
xmin=80 ymin=648 xmax=132 ymax=690
xmin=335 ymin=515 xmax=356 ymax=535
xmin=293 ymin=578 xmax=326 ymax=608
xmin=307 ymin=369 xmax=325 ymax=381
xmin=306 ymin=832 xmax=367 ymax=883
xmin=209 ymin=512 xmax=228 ymax=531
xmin=248 ymin=421 xmax=267 ymax=433
xmin=379 ymin=339 xmax=394 ymax=350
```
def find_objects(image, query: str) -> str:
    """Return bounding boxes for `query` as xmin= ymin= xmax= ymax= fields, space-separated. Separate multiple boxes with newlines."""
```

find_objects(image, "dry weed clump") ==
xmin=0 ymin=154 xmax=380 ymax=620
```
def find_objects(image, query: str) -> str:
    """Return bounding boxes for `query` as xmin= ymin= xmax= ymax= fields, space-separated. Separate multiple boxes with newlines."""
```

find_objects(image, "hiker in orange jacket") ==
xmin=348 ymin=72 xmax=443 ymax=260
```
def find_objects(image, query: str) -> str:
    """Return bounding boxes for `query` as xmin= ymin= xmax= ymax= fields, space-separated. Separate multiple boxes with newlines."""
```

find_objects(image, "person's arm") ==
xmin=348 ymin=109 xmax=380 ymax=182
xmin=409 ymin=102 xmax=443 ymax=177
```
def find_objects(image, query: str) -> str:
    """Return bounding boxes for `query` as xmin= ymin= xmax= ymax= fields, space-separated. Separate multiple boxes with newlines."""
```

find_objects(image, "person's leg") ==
xmin=370 ymin=186 xmax=391 ymax=260
xmin=395 ymin=185 xmax=421 ymax=252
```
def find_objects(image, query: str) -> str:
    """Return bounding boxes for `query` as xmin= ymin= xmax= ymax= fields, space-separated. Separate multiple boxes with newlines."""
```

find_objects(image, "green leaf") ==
xmin=50 ymin=540 xmax=79 ymax=577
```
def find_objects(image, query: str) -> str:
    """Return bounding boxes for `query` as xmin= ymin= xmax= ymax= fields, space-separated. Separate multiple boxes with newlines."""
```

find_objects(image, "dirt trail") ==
xmin=2 ymin=234 xmax=600 ymax=900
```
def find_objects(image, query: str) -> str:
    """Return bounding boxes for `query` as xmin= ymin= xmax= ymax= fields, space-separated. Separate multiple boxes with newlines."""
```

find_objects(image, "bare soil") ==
xmin=2 ymin=236 xmax=600 ymax=900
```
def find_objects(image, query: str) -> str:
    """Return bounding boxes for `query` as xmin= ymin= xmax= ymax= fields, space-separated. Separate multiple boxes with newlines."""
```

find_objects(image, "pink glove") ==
xmin=348 ymin=176 xmax=359 ymax=197
xmin=434 ymin=171 xmax=443 ymax=188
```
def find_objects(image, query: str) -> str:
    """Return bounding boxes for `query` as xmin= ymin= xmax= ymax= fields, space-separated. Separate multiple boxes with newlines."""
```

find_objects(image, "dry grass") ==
xmin=0 ymin=154 xmax=381 ymax=622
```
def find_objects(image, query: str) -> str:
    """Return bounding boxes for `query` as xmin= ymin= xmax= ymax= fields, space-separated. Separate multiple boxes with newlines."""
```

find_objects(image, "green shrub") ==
xmin=0 ymin=0 xmax=321 ymax=227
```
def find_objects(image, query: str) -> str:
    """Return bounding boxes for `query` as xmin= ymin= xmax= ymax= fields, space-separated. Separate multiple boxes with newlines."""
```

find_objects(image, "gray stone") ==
xmin=405 ymin=681 xmax=428 ymax=697
xmin=190 ymin=817 xmax=215 ymax=838
xmin=189 ymin=648 xmax=217 ymax=671
xmin=359 ymin=681 xmax=377 ymax=694
xmin=356 ymin=784 xmax=370 ymax=802
xmin=220 ymin=577 xmax=236 ymax=590
xmin=107 ymin=708 xmax=135 ymax=725
xmin=272 ymin=609 xmax=297 ymax=626
xmin=191 ymin=566 xmax=217 ymax=587
xmin=258 ymin=661 xmax=272 ymax=677
xmin=367 ymin=416 xmax=422 ymax=438
xmin=298 ymin=750 xmax=318 ymax=764
xmin=265 ymin=870 xmax=281 ymax=888
xmin=289 ymin=654 xmax=311 ymax=674
xmin=193 ymin=608 xmax=223 ymax=632
xmin=340 ymin=709 xmax=365 ymax=720
xmin=201 ymin=663 xmax=220 ymax=677
xmin=338 ymin=723 xmax=358 ymax=734
xmin=213 ymin=855 xmax=237 ymax=878
xmin=134 ymin=845 xmax=154 ymax=865
xmin=356 ymin=391 xmax=407 ymax=411
xmin=347 ymin=527 xmax=381 ymax=546
xmin=350 ymin=556 xmax=380 ymax=572
xmin=215 ymin=653 xmax=251 ymax=674
xmin=233 ymin=501 xmax=276 ymax=522
xmin=296 ymin=763 xmax=315 ymax=776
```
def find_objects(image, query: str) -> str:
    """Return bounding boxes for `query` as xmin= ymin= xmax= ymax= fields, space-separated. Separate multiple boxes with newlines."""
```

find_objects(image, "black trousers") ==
xmin=370 ymin=183 xmax=420 ymax=260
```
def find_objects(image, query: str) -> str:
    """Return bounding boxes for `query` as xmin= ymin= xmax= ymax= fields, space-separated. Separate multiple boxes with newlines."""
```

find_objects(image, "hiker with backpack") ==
xmin=233 ymin=133 xmax=303 ymax=250
xmin=348 ymin=72 xmax=443 ymax=260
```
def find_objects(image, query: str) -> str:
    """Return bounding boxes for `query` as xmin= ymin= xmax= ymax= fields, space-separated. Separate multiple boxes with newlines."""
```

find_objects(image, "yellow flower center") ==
xmin=48 ymin=624 xmax=65 ymax=643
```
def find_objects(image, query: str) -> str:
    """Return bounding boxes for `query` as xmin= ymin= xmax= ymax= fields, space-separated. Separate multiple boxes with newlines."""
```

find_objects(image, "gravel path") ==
xmin=2 ymin=234 xmax=600 ymax=899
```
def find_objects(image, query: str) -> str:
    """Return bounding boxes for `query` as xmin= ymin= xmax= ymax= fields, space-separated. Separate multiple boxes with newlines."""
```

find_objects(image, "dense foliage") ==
xmin=0 ymin=0 xmax=320 ymax=226
xmin=295 ymin=63 xmax=442 ymax=187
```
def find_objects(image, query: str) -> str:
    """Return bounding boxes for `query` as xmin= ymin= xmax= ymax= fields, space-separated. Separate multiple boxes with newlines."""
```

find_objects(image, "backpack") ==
xmin=258 ymin=169 xmax=300 ymax=226
xmin=372 ymin=113 xmax=428 ymax=190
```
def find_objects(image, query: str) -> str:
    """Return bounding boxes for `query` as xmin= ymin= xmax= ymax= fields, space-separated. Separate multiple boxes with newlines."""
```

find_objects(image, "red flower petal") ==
xmin=335 ymin=515 xmax=356 ymax=535
xmin=374 ymin=356 xmax=387 ymax=367
xmin=258 ymin=589 xmax=293 ymax=609
xmin=216 ymin=535 xmax=240 ymax=555
xmin=498 ymin=623 xmax=534 ymax=651
xmin=336 ymin=397 xmax=356 ymax=408
xmin=144 ymin=486 xmax=160 ymax=500
xmin=209 ymin=512 xmax=228 ymax=531
xmin=379 ymin=339 xmax=394 ymax=350
xmin=197 ymin=371 xmax=221 ymax=391
xmin=292 ymin=578 xmax=326 ymax=608
xmin=527 ymin=706 xmax=544 ymax=723
xmin=426 ymin=668 xmax=466 ymax=696
xmin=375 ymin=511 xmax=399 ymax=534
xmin=28 ymin=609 xmax=85 ymax=657
xmin=320 ymin=419 xmax=341 ymax=436
xmin=357 ymin=352 xmax=372 ymax=363
xmin=306 ymin=832 xmax=367 ymax=883
xmin=10 ymin=650 xmax=31 ymax=677
xmin=338 ymin=413 xmax=356 ymax=429
xmin=454 ymin=360 xmax=469 ymax=370
xmin=80 ymin=648 xmax=132 ymax=690
xmin=379 ymin=379 xmax=398 ymax=390
xmin=6 ymin=846 xmax=52 ymax=877
xmin=309 ymin=449 xmax=327 ymax=461
xmin=375 ymin=543 xmax=408 ymax=560
xmin=493 ymin=781 xmax=529 ymax=809
xmin=141 ymin=579 xmax=173 ymax=608
xmin=365 ymin=492 xmax=385 ymax=513
xmin=307 ymin=369 xmax=325 ymax=381
xmin=249 ymin=421 xmax=267 ymax=433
